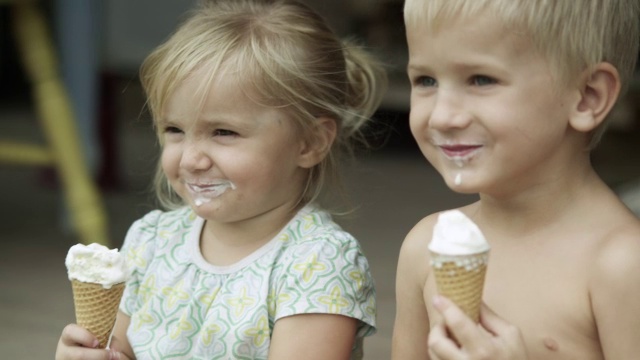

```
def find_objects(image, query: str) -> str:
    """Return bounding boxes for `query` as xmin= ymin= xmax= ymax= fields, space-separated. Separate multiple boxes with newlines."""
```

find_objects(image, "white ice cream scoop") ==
xmin=65 ymin=243 xmax=126 ymax=288
xmin=429 ymin=210 xmax=490 ymax=255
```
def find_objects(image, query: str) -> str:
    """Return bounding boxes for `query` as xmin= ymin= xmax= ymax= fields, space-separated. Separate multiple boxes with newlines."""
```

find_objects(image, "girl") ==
xmin=56 ymin=0 xmax=387 ymax=359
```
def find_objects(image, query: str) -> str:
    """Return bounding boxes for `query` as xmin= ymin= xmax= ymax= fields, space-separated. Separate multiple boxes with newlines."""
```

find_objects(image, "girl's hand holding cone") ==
xmin=55 ymin=323 xmax=126 ymax=360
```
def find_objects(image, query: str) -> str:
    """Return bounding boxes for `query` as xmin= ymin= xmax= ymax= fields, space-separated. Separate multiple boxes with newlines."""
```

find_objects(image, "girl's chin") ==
xmin=193 ymin=198 xmax=212 ymax=207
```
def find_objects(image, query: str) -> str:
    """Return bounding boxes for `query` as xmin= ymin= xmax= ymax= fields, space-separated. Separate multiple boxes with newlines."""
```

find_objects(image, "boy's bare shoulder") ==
xmin=592 ymin=215 xmax=640 ymax=279
xmin=587 ymin=213 xmax=640 ymax=357
xmin=396 ymin=212 xmax=437 ymax=281
xmin=403 ymin=213 xmax=439 ymax=248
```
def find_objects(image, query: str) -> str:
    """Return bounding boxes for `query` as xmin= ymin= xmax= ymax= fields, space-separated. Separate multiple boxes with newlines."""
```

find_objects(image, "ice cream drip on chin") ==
xmin=195 ymin=198 xmax=209 ymax=207
xmin=455 ymin=173 xmax=462 ymax=186
xmin=452 ymin=155 xmax=466 ymax=186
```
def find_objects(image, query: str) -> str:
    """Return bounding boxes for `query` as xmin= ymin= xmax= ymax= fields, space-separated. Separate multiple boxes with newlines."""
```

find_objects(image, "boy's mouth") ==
xmin=437 ymin=144 xmax=483 ymax=166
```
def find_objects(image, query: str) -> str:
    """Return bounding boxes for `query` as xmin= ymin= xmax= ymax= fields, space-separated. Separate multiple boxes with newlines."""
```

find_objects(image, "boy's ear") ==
xmin=569 ymin=62 xmax=621 ymax=132
xmin=297 ymin=117 xmax=337 ymax=168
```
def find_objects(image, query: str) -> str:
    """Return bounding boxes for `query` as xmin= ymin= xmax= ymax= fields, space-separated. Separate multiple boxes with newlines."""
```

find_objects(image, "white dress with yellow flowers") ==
xmin=119 ymin=204 xmax=376 ymax=359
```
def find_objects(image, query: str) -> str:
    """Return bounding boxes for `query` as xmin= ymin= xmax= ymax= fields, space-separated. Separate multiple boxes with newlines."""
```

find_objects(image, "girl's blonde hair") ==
xmin=141 ymin=0 xmax=387 ymax=210
xmin=404 ymin=0 xmax=639 ymax=148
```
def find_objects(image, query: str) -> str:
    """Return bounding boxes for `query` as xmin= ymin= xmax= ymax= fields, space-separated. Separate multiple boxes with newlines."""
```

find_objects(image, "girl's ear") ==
xmin=298 ymin=117 xmax=337 ymax=168
xmin=569 ymin=62 xmax=621 ymax=132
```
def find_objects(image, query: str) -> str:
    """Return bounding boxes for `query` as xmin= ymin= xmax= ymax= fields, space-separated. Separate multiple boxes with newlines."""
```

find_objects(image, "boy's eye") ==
xmin=414 ymin=76 xmax=437 ymax=87
xmin=471 ymin=75 xmax=496 ymax=86
xmin=164 ymin=126 xmax=183 ymax=134
xmin=213 ymin=129 xmax=237 ymax=137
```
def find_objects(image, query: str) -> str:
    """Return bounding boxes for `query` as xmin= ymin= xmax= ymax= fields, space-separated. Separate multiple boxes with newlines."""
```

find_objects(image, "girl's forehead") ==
xmin=161 ymin=72 xmax=290 ymax=124
xmin=165 ymin=67 xmax=247 ymax=110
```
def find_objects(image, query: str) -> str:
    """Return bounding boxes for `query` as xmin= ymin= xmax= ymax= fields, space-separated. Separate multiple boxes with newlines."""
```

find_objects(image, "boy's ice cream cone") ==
xmin=429 ymin=210 xmax=490 ymax=322
xmin=65 ymin=243 xmax=127 ymax=348
xmin=430 ymin=251 xmax=489 ymax=322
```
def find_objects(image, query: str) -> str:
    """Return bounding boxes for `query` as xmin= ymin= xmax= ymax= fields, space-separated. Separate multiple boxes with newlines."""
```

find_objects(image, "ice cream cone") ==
xmin=430 ymin=250 xmax=489 ymax=322
xmin=71 ymin=280 xmax=125 ymax=348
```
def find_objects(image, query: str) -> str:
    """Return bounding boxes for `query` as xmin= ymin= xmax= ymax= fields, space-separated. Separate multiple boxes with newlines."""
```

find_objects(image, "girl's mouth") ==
xmin=185 ymin=181 xmax=236 ymax=206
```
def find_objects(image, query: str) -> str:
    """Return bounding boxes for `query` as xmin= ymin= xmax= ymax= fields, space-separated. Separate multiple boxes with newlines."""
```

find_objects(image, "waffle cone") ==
xmin=430 ymin=251 xmax=489 ymax=322
xmin=71 ymin=280 xmax=125 ymax=348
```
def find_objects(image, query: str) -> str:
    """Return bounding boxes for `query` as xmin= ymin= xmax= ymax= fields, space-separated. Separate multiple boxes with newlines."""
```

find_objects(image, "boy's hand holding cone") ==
xmin=65 ymin=243 xmax=127 ymax=348
xmin=429 ymin=210 xmax=490 ymax=322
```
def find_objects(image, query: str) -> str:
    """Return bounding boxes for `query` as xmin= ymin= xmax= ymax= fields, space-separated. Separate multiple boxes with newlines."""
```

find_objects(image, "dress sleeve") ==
xmin=274 ymin=232 xmax=377 ymax=337
xmin=119 ymin=210 xmax=162 ymax=316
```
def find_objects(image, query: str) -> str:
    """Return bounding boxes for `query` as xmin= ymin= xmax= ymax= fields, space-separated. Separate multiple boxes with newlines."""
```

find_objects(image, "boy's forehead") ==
xmin=405 ymin=0 xmax=492 ymax=28
xmin=406 ymin=15 xmax=532 ymax=55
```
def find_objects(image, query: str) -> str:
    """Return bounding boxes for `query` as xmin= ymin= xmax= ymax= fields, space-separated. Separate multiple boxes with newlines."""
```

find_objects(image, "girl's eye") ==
xmin=471 ymin=75 xmax=497 ymax=86
xmin=414 ymin=76 xmax=437 ymax=87
xmin=213 ymin=129 xmax=238 ymax=137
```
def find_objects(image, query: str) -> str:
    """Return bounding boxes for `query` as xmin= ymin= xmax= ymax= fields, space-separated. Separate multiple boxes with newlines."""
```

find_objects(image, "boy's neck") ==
xmin=474 ymin=161 xmax=602 ymax=236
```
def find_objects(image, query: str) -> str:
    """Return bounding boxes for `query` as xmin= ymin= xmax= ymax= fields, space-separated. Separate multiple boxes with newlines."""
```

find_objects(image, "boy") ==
xmin=393 ymin=1 xmax=640 ymax=359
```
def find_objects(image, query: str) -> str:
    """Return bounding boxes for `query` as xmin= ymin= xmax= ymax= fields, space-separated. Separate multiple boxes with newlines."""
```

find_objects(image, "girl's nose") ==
xmin=180 ymin=140 xmax=212 ymax=171
xmin=428 ymin=90 xmax=472 ymax=131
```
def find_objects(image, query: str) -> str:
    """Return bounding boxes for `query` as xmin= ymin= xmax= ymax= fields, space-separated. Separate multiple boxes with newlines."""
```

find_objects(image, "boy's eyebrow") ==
xmin=407 ymin=63 xmax=429 ymax=73
xmin=407 ymin=60 xmax=503 ymax=73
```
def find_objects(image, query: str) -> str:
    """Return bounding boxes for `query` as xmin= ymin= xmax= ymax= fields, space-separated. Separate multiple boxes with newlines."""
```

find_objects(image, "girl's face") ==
xmin=406 ymin=15 xmax=580 ymax=198
xmin=159 ymin=68 xmax=309 ymax=225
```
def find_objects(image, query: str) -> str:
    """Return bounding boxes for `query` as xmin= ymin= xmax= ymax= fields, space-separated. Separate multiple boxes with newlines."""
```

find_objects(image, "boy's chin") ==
xmin=442 ymin=177 xmax=478 ymax=194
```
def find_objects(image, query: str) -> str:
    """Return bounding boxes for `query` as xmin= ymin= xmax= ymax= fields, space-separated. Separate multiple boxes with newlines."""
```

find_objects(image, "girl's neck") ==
xmin=198 ymin=202 xmax=303 ymax=266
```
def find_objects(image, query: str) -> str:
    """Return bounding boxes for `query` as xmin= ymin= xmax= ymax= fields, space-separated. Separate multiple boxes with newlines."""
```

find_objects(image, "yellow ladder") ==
xmin=0 ymin=1 xmax=109 ymax=246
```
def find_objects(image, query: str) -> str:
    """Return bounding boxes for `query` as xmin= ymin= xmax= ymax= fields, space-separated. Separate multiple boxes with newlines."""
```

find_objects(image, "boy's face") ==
xmin=406 ymin=16 xmax=578 ymax=196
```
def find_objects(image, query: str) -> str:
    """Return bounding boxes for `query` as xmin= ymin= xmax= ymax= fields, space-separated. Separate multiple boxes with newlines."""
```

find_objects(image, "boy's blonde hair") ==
xmin=404 ymin=0 xmax=639 ymax=147
xmin=141 ymin=0 xmax=387 ymax=210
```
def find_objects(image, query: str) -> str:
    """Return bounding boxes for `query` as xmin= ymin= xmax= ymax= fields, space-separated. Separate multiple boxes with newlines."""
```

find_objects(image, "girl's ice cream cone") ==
xmin=65 ymin=243 xmax=127 ymax=348
xmin=429 ymin=210 xmax=490 ymax=322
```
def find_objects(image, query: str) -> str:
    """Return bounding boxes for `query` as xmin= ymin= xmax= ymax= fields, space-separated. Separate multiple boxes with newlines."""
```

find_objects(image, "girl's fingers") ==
xmin=60 ymin=324 xmax=100 ymax=348
xmin=64 ymin=347 xmax=118 ymax=360
xmin=57 ymin=324 xmax=124 ymax=360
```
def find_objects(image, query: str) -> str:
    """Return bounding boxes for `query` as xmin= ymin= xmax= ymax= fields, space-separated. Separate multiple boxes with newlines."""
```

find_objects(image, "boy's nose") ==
xmin=428 ymin=90 xmax=472 ymax=130
xmin=180 ymin=141 xmax=212 ymax=171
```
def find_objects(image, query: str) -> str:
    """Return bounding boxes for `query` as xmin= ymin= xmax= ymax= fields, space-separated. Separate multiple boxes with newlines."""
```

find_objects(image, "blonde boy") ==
xmin=394 ymin=1 xmax=640 ymax=359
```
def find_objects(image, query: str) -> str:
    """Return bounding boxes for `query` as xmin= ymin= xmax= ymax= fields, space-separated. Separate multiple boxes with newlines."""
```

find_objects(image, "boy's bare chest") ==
xmin=424 ymin=244 xmax=604 ymax=359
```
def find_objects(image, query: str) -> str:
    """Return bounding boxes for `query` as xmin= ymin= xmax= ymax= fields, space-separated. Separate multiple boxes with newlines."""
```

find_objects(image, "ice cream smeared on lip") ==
xmin=440 ymin=144 xmax=482 ymax=159
xmin=186 ymin=180 xmax=236 ymax=207
xmin=429 ymin=210 xmax=490 ymax=269
xmin=434 ymin=138 xmax=482 ymax=165
xmin=65 ymin=243 xmax=126 ymax=289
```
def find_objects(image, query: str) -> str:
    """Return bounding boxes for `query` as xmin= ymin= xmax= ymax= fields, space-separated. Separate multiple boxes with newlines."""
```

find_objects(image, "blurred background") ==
xmin=1 ymin=1 xmax=638 ymax=358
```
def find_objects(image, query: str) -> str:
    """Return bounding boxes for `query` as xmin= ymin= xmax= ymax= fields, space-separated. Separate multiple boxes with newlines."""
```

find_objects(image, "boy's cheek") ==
xmin=409 ymin=109 xmax=430 ymax=136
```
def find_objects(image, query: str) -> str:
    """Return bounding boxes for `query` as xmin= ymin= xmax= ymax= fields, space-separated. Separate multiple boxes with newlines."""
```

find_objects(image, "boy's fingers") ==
xmin=479 ymin=302 xmax=516 ymax=336
xmin=433 ymin=295 xmax=487 ymax=351
xmin=61 ymin=324 xmax=100 ymax=348
xmin=479 ymin=302 xmax=526 ymax=348
xmin=428 ymin=322 xmax=462 ymax=360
